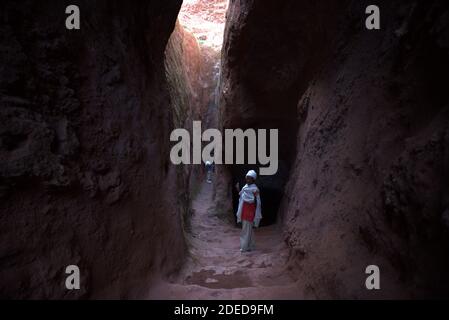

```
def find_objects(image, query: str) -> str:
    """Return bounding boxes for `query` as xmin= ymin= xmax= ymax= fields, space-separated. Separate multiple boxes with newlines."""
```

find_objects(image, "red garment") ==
xmin=241 ymin=202 xmax=256 ymax=222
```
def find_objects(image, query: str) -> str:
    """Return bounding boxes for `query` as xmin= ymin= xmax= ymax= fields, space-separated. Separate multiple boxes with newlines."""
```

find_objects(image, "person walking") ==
xmin=205 ymin=161 xmax=213 ymax=183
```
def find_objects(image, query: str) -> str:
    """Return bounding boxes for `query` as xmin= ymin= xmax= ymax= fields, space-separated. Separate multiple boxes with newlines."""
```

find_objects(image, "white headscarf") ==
xmin=236 ymin=170 xmax=262 ymax=227
xmin=246 ymin=170 xmax=257 ymax=180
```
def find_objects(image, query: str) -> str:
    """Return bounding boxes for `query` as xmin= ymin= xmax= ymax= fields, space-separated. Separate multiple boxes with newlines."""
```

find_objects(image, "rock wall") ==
xmin=165 ymin=20 xmax=209 ymax=230
xmin=0 ymin=0 xmax=186 ymax=299
xmin=218 ymin=0 xmax=350 ymax=226
xmin=166 ymin=21 xmax=204 ymax=129
xmin=220 ymin=0 xmax=449 ymax=298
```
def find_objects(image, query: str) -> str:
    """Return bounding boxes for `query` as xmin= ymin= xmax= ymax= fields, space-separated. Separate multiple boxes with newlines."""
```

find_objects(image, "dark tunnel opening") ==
xmin=230 ymin=162 xmax=291 ymax=227
xmin=226 ymin=122 xmax=297 ymax=227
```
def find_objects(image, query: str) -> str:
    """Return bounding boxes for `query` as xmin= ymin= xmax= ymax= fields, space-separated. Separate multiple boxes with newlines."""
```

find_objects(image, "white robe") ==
xmin=240 ymin=220 xmax=255 ymax=252
xmin=236 ymin=183 xmax=262 ymax=227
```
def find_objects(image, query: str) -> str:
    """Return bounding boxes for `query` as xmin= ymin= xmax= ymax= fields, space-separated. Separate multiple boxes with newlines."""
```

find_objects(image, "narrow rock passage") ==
xmin=148 ymin=181 xmax=301 ymax=299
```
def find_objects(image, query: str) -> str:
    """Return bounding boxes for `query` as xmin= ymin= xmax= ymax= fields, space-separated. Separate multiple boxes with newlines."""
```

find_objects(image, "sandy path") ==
xmin=148 ymin=181 xmax=301 ymax=299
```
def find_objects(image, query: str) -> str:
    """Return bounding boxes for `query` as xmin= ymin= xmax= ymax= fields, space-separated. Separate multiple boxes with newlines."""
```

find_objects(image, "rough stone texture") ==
xmin=165 ymin=17 xmax=223 ymax=223
xmin=165 ymin=20 xmax=210 ymax=231
xmin=166 ymin=21 xmax=204 ymax=129
xmin=0 ymin=0 xmax=186 ymax=299
xmin=218 ymin=0 xmax=350 ymax=226
xmin=220 ymin=0 xmax=449 ymax=298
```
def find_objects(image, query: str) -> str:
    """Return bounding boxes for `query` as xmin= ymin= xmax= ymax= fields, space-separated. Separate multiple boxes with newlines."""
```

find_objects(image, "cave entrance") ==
xmin=227 ymin=123 xmax=297 ymax=227
xmin=231 ymin=165 xmax=287 ymax=227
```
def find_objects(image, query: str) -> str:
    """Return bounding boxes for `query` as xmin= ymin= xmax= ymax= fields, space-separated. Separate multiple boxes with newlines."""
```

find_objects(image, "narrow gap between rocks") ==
xmin=151 ymin=0 xmax=300 ymax=298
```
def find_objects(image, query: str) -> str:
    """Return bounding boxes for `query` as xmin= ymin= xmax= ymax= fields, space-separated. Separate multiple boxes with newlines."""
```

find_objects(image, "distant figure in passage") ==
xmin=235 ymin=170 xmax=262 ymax=252
xmin=205 ymin=160 xmax=213 ymax=183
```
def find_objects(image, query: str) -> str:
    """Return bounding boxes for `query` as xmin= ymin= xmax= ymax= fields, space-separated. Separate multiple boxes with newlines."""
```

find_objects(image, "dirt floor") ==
xmin=147 ymin=180 xmax=302 ymax=299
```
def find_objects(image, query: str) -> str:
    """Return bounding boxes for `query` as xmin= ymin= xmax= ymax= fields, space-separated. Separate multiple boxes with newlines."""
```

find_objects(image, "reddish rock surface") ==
xmin=2 ymin=0 xmax=449 ymax=301
xmin=165 ymin=20 xmax=219 ymax=129
xmin=0 ymin=0 xmax=186 ymax=299
xmin=165 ymin=20 xmax=211 ymax=228
xmin=177 ymin=0 xmax=225 ymax=131
xmin=166 ymin=21 xmax=204 ymax=126
xmin=219 ymin=0 xmax=449 ymax=298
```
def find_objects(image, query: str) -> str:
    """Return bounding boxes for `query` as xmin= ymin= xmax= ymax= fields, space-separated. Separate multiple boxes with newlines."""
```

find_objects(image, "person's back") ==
xmin=205 ymin=161 xmax=213 ymax=183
